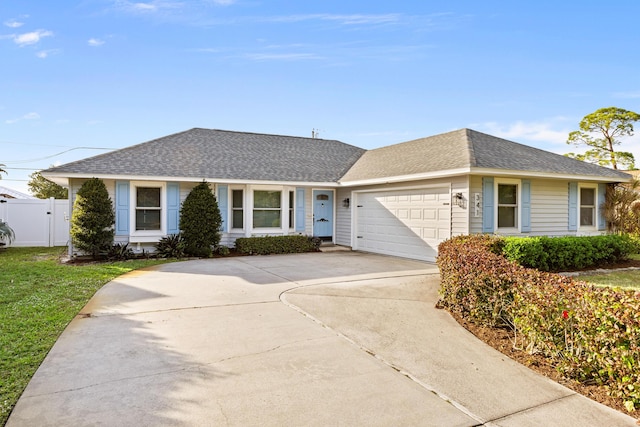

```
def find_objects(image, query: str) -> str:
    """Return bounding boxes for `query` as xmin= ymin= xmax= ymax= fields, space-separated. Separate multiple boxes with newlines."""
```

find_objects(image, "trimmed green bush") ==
xmin=70 ymin=178 xmax=115 ymax=259
xmin=235 ymin=235 xmax=320 ymax=255
xmin=179 ymin=181 xmax=222 ymax=257
xmin=500 ymin=235 xmax=637 ymax=271
xmin=437 ymin=235 xmax=640 ymax=413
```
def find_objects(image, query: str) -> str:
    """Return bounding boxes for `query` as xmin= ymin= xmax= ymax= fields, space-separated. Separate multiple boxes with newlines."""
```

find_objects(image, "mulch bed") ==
xmin=447 ymin=259 xmax=640 ymax=421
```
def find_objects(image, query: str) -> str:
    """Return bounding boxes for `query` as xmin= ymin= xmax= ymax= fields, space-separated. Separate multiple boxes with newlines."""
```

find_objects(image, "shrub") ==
xmin=217 ymin=245 xmax=230 ymax=256
xmin=70 ymin=178 xmax=115 ymax=259
xmin=0 ymin=221 xmax=15 ymax=246
xmin=500 ymin=235 xmax=637 ymax=272
xmin=106 ymin=243 xmax=134 ymax=261
xmin=179 ymin=181 xmax=222 ymax=258
xmin=437 ymin=234 xmax=640 ymax=412
xmin=235 ymin=235 xmax=320 ymax=255
xmin=155 ymin=234 xmax=186 ymax=259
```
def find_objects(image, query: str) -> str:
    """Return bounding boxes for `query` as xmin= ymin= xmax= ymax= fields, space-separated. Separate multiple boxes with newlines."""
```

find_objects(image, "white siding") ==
xmin=335 ymin=187 xmax=352 ymax=246
xmin=451 ymin=175 xmax=470 ymax=237
xmin=529 ymin=179 xmax=571 ymax=236
xmin=469 ymin=175 xmax=484 ymax=234
xmin=470 ymin=176 xmax=581 ymax=237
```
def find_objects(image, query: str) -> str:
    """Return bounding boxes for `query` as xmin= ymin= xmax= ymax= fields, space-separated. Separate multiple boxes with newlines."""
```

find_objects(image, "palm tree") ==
xmin=0 ymin=221 xmax=15 ymax=246
xmin=0 ymin=163 xmax=6 ymax=177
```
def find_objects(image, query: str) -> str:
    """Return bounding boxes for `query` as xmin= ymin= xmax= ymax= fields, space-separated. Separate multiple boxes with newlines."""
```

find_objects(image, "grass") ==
xmin=579 ymin=253 xmax=640 ymax=290
xmin=0 ymin=247 xmax=172 ymax=426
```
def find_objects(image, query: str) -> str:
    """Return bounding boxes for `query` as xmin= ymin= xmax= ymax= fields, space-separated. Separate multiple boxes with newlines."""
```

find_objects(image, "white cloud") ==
xmin=12 ymin=29 xmax=53 ymax=47
xmin=5 ymin=112 xmax=41 ymax=124
xmin=244 ymin=52 xmax=322 ymax=61
xmin=613 ymin=91 xmax=640 ymax=99
xmin=114 ymin=0 xmax=184 ymax=14
xmin=259 ymin=13 xmax=402 ymax=26
xmin=4 ymin=19 xmax=24 ymax=28
xmin=477 ymin=119 xmax=572 ymax=145
xmin=36 ymin=49 xmax=61 ymax=58
xmin=88 ymin=38 xmax=105 ymax=47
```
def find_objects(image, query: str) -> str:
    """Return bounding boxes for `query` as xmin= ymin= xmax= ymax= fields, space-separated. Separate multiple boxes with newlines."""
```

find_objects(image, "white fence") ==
xmin=0 ymin=198 xmax=70 ymax=247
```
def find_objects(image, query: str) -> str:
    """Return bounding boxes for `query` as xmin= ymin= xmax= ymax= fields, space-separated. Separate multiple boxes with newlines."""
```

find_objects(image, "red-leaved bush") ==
xmin=437 ymin=235 xmax=640 ymax=413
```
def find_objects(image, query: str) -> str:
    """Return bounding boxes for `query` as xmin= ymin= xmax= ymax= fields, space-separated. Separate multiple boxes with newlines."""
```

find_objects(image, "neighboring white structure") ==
xmin=0 ymin=185 xmax=37 ymax=200
xmin=0 ymin=197 xmax=69 ymax=247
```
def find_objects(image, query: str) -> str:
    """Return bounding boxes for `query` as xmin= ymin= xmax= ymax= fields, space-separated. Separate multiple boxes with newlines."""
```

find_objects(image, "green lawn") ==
xmin=579 ymin=253 xmax=640 ymax=290
xmin=0 ymin=247 xmax=172 ymax=426
xmin=581 ymin=270 xmax=640 ymax=290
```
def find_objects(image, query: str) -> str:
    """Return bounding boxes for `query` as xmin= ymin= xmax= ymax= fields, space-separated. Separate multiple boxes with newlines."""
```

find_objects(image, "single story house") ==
xmin=42 ymin=128 xmax=632 ymax=262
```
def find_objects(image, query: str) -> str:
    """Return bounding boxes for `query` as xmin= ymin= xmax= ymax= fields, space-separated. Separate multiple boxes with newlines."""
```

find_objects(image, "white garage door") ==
xmin=354 ymin=187 xmax=451 ymax=262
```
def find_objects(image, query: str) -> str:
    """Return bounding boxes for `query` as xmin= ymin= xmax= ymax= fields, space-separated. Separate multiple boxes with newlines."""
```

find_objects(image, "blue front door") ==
xmin=313 ymin=190 xmax=333 ymax=240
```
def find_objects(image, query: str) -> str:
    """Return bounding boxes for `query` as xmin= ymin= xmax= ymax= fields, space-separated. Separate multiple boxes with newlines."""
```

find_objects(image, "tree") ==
xmin=602 ymin=180 xmax=640 ymax=234
xmin=70 ymin=178 xmax=115 ymax=259
xmin=179 ymin=181 xmax=222 ymax=257
xmin=27 ymin=171 xmax=68 ymax=199
xmin=0 ymin=163 xmax=6 ymax=177
xmin=566 ymin=107 xmax=640 ymax=170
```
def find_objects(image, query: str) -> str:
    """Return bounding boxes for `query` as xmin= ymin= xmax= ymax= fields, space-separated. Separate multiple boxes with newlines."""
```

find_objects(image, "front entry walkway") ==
xmin=7 ymin=252 xmax=636 ymax=426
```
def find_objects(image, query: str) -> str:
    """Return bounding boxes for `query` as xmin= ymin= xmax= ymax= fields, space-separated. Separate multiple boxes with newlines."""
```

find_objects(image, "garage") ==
xmin=353 ymin=187 xmax=451 ymax=262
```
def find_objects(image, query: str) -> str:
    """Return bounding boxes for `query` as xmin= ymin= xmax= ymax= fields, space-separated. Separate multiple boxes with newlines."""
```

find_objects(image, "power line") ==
xmin=0 ymin=139 xmax=117 ymax=150
xmin=3 ymin=167 xmax=48 ymax=171
xmin=3 ymin=147 xmax=114 ymax=164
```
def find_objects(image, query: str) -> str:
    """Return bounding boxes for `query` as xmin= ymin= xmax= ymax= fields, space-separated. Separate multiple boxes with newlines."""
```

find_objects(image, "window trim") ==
xmin=251 ymin=187 xmax=284 ymax=230
xmin=129 ymin=181 xmax=166 ymax=239
xmin=494 ymin=178 xmax=521 ymax=233
xmin=230 ymin=187 xmax=245 ymax=231
xmin=578 ymin=184 xmax=597 ymax=230
xmin=288 ymin=190 xmax=295 ymax=230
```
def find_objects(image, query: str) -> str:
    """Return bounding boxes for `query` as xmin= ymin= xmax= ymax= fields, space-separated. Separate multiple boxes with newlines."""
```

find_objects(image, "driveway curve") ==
xmin=7 ymin=252 xmax=636 ymax=426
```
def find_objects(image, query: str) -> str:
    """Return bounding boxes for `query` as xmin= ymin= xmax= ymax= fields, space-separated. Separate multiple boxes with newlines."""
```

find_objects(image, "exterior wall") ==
xmin=340 ymin=175 xmax=469 ymax=247
xmin=529 ymin=178 xmax=571 ymax=236
xmin=335 ymin=187 xmax=352 ymax=246
xmin=469 ymin=175 xmax=606 ymax=237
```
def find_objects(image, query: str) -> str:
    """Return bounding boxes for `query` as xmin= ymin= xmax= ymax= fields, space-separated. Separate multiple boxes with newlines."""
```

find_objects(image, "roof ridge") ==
xmin=463 ymin=128 xmax=477 ymax=167
xmin=192 ymin=127 xmax=350 ymax=145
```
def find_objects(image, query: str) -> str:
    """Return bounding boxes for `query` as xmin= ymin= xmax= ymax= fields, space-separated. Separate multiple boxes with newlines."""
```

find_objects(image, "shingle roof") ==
xmin=340 ymin=128 xmax=632 ymax=182
xmin=45 ymin=128 xmax=366 ymax=183
xmin=44 ymin=127 xmax=631 ymax=184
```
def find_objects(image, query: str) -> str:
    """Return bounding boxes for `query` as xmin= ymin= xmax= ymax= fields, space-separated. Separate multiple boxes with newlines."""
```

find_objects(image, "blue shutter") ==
xmin=166 ymin=182 xmax=180 ymax=234
xmin=482 ymin=177 xmax=494 ymax=233
xmin=568 ymin=182 xmax=578 ymax=231
xmin=295 ymin=187 xmax=306 ymax=232
xmin=218 ymin=185 xmax=228 ymax=232
xmin=115 ymin=181 xmax=130 ymax=235
xmin=521 ymin=179 xmax=531 ymax=232
xmin=598 ymin=183 xmax=607 ymax=231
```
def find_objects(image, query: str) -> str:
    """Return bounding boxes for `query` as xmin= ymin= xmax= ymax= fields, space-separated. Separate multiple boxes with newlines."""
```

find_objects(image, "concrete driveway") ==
xmin=7 ymin=252 xmax=636 ymax=426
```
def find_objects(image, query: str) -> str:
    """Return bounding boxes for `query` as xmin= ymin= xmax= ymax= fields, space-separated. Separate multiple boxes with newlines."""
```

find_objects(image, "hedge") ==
xmin=499 ymin=235 xmax=636 ymax=272
xmin=234 ymin=235 xmax=321 ymax=255
xmin=437 ymin=235 xmax=640 ymax=413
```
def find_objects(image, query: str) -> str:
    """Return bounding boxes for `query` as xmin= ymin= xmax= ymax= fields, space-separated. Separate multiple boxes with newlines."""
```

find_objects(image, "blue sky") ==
xmin=2 ymin=0 xmax=640 ymax=194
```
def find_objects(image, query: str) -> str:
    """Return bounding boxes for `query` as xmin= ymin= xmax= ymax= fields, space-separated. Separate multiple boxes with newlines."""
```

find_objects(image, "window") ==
xmin=580 ymin=187 xmax=595 ymax=227
xmin=253 ymin=190 xmax=281 ymax=228
xmin=497 ymin=183 xmax=518 ymax=228
xmin=232 ymin=189 xmax=244 ymax=229
xmin=288 ymin=191 xmax=295 ymax=229
xmin=136 ymin=187 xmax=161 ymax=230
